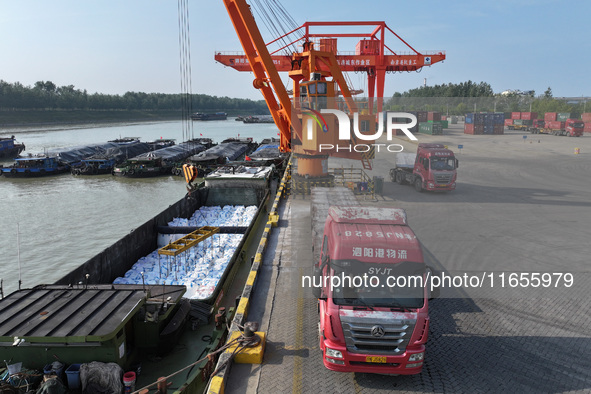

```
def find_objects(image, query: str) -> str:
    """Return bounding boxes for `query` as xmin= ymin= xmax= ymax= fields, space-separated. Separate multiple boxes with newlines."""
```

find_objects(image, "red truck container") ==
xmin=545 ymin=120 xmax=565 ymax=130
xmin=313 ymin=206 xmax=435 ymax=374
xmin=520 ymin=112 xmax=537 ymax=120
xmin=544 ymin=112 xmax=557 ymax=122
xmin=532 ymin=119 xmax=583 ymax=136
xmin=581 ymin=113 xmax=591 ymax=123
xmin=511 ymin=112 xmax=521 ymax=120
xmin=389 ymin=143 xmax=458 ymax=192
xmin=504 ymin=119 xmax=513 ymax=126
xmin=584 ymin=123 xmax=591 ymax=133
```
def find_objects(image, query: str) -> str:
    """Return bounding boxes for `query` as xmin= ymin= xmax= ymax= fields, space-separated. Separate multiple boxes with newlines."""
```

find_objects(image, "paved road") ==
xmin=225 ymin=126 xmax=591 ymax=393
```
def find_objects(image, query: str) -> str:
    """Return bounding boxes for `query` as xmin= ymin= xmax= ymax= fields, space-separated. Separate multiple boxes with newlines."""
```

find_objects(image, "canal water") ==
xmin=0 ymin=119 xmax=277 ymax=295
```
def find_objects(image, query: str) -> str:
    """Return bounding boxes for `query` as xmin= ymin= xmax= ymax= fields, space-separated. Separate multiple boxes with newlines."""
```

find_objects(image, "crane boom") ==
xmin=222 ymin=0 xmax=301 ymax=153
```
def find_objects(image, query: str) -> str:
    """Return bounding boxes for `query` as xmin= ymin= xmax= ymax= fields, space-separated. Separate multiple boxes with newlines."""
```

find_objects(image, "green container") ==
xmin=419 ymin=122 xmax=443 ymax=135
xmin=557 ymin=113 xmax=571 ymax=122
xmin=437 ymin=120 xmax=448 ymax=129
xmin=427 ymin=120 xmax=449 ymax=128
xmin=513 ymin=119 xmax=523 ymax=125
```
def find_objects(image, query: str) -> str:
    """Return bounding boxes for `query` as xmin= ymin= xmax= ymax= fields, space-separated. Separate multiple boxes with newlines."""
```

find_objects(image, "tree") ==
xmin=544 ymin=87 xmax=553 ymax=99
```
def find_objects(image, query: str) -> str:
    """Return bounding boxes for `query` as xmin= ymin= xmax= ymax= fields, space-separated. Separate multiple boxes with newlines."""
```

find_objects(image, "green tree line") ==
xmin=0 ymin=80 xmax=269 ymax=113
xmin=386 ymin=82 xmax=589 ymax=116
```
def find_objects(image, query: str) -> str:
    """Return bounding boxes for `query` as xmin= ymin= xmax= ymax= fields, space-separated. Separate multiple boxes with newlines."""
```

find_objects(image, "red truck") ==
xmin=530 ymin=119 xmax=584 ymax=137
xmin=389 ymin=143 xmax=458 ymax=192
xmin=312 ymin=206 xmax=435 ymax=374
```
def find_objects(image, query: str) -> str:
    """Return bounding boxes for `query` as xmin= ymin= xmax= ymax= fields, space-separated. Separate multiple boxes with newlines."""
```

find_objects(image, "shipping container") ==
xmin=427 ymin=111 xmax=441 ymax=121
xmin=513 ymin=119 xmax=533 ymax=126
xmin=584 ymin=122 xmax=591 ymax=133
xmin=520 ymin=112 xmax=537 ymax=120
xmin=419 ymin=122 xmax=443 ymax=135
xmin=511 ymin=112 xmax=521 ymax=120
xmin=427 ymin=120 xmax=449 ymax=128
xmin=416 ymin=111 xmax=428 ymax=123
xmin=355 ymin=39 xmax=379 ymax=55
xmin=465 ymin=113 xmax=474 ymax=124
xmin=494 ymin=124 xmax=504 ymax=135
xmin=557 ymin=113 xmax=571 ymax=122
xmin=504 ymin=119 xmax=513 ymax=126
xmin=492 ymin=113 xmax=505 ymax=124
xmin=464 ymin=124 xmax=484 ymax=135
xmin=544 ymin=112 xmax=557 ymax=122
xmin=581 ymin=113 xmax=591 ymax=123
xmin=545 ymin=120 xmax=565 ymax=130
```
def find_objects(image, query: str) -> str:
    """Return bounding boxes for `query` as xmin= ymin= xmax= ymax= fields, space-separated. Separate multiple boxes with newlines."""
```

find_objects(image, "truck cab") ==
xmin=414 ymin=143 xmax=457 ymax=191
xmin=565 ymin=119 xmax=584 ymax=137
xmin=390 ymin=143 xmax=457 ymax=192
xmin=314 ymin=206 xmax=432 ymax=374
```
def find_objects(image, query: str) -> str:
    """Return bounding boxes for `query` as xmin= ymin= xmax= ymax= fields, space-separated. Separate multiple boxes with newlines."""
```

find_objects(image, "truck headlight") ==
xmin=406 ymin=362 xmax=423 ymax=368
xmin=428 ymin=182 xmax=434 ymax=188
xmin=409 ymin=352 xmax=424 ymax=362
xmin=326 ymin=348 xmax=343 ymax=359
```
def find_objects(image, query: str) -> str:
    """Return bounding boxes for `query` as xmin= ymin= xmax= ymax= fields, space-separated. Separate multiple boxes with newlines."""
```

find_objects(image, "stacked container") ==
xmin=544 ymin=112 xmax=557 ymax=122
xmin=520 ymin=112 xmax=537 ymax=120
xmin=465 ymin=113 xmax=504 ymax=135
xmin=427 ymin=111 xmax=441 ymax=121
xmin=419 ymin=122 xmax=443 ymax=135
xmin=511 ymin=112 xmax=521 ymax=120
xmin=513 ymin=119 xmax=533 ymax=126
xmin=581 ymin=113 xmax=591 ymax=133
xmin=557 ymin=113 xmax=571 ymax=122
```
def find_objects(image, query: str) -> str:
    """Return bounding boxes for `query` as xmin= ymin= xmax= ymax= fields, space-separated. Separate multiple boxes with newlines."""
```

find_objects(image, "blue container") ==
xmin=65 ymin=364 xmax=82 ymax=390
xmin=465 ymin=113 xmax=474 ymax=124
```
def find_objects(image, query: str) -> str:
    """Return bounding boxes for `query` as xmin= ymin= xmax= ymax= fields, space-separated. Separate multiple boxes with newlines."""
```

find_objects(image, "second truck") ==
xmin=389 ymin=143 xmax=458 ymax=192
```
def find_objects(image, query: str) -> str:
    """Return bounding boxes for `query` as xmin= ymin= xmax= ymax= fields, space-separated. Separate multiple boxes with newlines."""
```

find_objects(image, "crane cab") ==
xmin=299 ymin=75 xmax=335 ymax=111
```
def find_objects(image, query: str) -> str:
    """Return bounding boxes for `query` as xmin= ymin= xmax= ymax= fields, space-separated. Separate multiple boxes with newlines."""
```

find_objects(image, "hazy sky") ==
xmin=1 ymin=0 xmax=589 ymax=100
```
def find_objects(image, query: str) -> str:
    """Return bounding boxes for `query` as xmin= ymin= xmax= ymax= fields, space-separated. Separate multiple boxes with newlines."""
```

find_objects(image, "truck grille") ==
xmin=434 ymin=173 xmax=453 ymax=184
xmin=340 ymin=316 xmax=416 ymax=355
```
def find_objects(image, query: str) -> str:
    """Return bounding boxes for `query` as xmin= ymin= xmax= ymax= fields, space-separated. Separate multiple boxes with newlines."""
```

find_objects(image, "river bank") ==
xmin=0 ymin=109 xmax=269 ymax=128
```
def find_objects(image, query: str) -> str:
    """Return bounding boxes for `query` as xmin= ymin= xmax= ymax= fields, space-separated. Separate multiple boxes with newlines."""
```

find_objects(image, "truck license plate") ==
xmin=366 ymin=356 xmax=387 ymax=363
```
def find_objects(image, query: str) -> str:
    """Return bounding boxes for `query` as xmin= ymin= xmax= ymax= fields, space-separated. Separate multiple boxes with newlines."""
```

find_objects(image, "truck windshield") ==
xmin=331 ymin=261 xmax=425 ymax=309
xmin=430 ymin=157 xmax=455 ymax=170
xmin=572 ymin=122 xmax=583 ymax=128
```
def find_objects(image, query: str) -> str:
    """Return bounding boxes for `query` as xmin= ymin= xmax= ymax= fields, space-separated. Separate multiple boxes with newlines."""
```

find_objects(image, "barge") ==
xmin=190 ymin=112 xmax=228 ymax=121
xmin=0 ymin=135 xmax=26 ymax=159
xmin=113 ymin=141 xmax=207 ymax=178
xmin=0 ymin=164 xmax=277 ymax=393
xmin=0 ymin=156 xmax=69 ymax=177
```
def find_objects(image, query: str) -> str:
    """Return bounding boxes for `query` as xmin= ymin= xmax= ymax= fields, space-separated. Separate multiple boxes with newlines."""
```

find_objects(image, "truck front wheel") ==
xmin=414 ymin=178 xmax=423 ymax=192
xmin=396 ymin=171 xmax=405 ymax=185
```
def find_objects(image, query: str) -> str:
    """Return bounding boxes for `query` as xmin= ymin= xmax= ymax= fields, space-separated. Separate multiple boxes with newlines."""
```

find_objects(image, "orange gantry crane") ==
xmin=219 ymin=0 xmax=445 ymax=184
xmin=216 ymin=21 xmax=445 ymax=116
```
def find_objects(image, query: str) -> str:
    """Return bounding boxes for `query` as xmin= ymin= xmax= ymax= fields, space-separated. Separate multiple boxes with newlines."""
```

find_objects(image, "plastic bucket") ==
xmin=43 ymin=361 xmax=64 ymax=377
xmin=65 ymin=364 xmax=81 ymax=390
xmin=123 ymin=371 xmax=136 ymax=393
xmin=574 ymin=147 xmax=580 ymax=154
